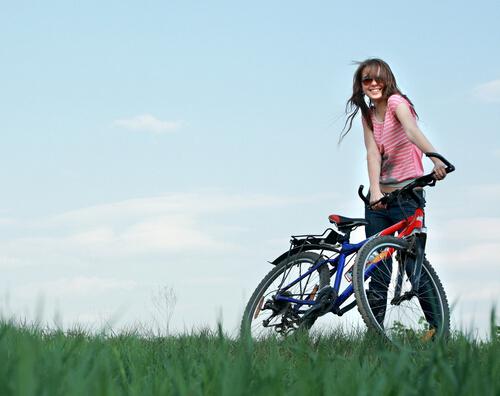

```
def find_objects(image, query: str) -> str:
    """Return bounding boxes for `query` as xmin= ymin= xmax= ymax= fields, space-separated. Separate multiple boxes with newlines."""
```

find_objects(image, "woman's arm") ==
xmin=395 ymin=103 xmax=447 ymax=180
xmin=362 ymin=118 xmax=385 ymax=207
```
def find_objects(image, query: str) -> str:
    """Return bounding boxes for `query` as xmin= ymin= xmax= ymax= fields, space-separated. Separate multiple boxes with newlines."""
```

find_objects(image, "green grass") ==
xmin=1 ymin=320 xmax=499 ymax=396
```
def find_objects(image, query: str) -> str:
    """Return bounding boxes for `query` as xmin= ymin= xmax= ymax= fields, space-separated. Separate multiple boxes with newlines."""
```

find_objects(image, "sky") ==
xmin=1 ymin=1 xmax=499 ymax=337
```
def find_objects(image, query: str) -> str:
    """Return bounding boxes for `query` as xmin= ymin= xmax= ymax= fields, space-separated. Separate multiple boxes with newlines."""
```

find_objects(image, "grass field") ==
xmin=1 ymin=317 xmax=499 ymax=396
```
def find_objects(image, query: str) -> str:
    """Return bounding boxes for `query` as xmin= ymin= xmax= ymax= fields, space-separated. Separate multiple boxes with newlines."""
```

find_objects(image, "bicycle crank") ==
xmin=299 ymin=286 xmax=337 ymax=328
xmin=391 ymin=290 xmax=417 ymax=305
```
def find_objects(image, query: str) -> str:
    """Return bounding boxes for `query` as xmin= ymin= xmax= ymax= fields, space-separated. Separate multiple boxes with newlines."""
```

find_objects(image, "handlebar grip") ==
xmin=425 ymin=152 xmax=456 ymax=173
xmin=358 ymin=185 xmax=371 ymax=206
xmin=358 ymin=185 xmax=389 ymax=208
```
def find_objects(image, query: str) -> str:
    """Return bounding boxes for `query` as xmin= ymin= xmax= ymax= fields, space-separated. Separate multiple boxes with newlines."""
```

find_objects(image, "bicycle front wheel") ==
xmin=241 ymin=252 xmax=330 ymax=339
xmin=352 ymin=236 xmax=450 ymax=344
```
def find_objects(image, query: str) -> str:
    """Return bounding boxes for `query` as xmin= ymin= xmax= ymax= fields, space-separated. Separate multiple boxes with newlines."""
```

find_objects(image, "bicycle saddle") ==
xmin=328 ymin=214 xmax=369 ymax=230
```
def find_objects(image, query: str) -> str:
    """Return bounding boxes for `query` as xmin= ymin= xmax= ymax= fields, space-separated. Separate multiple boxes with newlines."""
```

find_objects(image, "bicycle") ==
xmin=241 ymin=153 xmax=455 ymax=344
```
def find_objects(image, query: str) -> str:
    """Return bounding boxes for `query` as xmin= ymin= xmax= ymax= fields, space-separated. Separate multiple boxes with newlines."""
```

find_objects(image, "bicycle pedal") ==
xmin=391 ymin=290 xmax=416 ymax=305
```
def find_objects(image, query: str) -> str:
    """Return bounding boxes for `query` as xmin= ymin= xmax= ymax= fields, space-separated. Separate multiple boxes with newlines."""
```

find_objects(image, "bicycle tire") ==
xmin=241 ymin=252 xmax=330 ymax=338
xmin=352 ymin=235 xmax=450 ymax=344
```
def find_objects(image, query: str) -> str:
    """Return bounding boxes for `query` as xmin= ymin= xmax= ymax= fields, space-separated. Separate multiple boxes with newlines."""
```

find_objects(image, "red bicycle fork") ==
xmin=373 ymin=208 xmax=427 ymax=304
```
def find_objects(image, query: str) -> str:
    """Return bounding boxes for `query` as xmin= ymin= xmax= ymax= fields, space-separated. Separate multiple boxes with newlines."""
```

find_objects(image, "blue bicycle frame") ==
xmin=274 ymin=239 xmax=371 ymax=314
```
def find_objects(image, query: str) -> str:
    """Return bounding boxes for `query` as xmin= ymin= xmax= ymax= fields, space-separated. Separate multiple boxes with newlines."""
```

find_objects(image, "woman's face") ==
xmin=361 ymin=66 xmax=385 ymax=102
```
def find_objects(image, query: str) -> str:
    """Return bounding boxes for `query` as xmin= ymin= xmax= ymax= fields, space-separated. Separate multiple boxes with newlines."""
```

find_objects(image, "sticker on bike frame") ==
xmin=344 ymin=265 xmax=354 ymax=283
xmin=367 ymin=249 xmax=392 ymax=265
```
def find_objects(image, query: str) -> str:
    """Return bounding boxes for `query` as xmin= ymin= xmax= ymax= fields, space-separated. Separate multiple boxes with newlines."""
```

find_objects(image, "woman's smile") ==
xmin=364 ymin=84 xmax=384 ymax=100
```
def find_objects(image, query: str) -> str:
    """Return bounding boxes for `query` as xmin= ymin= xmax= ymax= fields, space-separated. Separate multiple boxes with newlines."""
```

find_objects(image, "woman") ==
xmin=343 ymin=58 xmax=446 ymax=234
xmin=342 ymin=58 xmax=447 ymax=324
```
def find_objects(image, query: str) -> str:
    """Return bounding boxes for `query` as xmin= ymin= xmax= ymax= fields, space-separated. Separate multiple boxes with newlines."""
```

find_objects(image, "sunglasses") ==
xmin=361 ymin=76 xmax=384 ymax=86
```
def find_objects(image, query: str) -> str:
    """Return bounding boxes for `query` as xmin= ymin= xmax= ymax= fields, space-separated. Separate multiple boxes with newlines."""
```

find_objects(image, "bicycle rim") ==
xmin=353 ymin=236 xmax=449 ymax=345
xmin=242 ymin=252 xmax=330 ymax=339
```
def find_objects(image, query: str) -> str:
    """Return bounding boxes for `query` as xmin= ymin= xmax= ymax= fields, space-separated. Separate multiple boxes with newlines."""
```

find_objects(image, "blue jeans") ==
xmin=365 ymin=190 xmax=426 ymax=238
xmin=364 ymin=190 xmax=427 ymax=326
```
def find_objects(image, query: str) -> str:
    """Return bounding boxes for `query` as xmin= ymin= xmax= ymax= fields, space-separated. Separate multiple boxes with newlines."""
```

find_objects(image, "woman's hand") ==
xmin=432 ymin=159 xmax=447 ymax=180
xmin=369 ymin=190 xmax=386 ymax=210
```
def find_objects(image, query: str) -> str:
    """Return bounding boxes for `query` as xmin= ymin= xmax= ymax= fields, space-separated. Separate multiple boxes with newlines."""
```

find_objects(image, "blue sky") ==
xmin=1 ymin=1 xmax=499 ymax=336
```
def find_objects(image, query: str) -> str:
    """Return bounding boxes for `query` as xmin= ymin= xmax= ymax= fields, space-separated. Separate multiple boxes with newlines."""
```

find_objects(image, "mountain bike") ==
xmin=241 ymin=153 xmax=455 ymax=344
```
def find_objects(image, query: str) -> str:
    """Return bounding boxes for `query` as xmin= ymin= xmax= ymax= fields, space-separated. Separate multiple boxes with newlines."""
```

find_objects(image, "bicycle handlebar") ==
xmin=425 ymin=152 xmax=455 ymax=173
xmin=358 ymin=152 xmax=455 ymax=208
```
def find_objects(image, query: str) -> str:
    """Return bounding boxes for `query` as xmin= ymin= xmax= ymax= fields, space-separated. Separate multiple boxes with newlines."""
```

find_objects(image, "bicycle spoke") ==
xmin=353 ymin=236 xmax=449 ymax=344
xmin=243 ymin=252 xmax=332 ymax=338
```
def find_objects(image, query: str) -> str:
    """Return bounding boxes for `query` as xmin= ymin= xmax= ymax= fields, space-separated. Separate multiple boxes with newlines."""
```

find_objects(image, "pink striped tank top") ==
xmin=371 ymin=94 xmax=424 ymax=185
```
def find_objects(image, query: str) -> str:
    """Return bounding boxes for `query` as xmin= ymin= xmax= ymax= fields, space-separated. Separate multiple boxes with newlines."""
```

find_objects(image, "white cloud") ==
xmin=17 ymin=276 xmax=138 ymax=298
xmin=113 ymin=114 xmax=182 ymax=134
xmin=429 ymin=216 xmax=500 ymax=278
xmin=432 ymin=241 xmax=500 ymax=271
xmin=0 ymin=215 xmax=229 ymax=261
xmin=432 ymin=217 xmax=500 ymax=243
xmin=429 ymin=183 xmax=500 ymax=221
xmin=50 ymin=192 xmax=333 ymax=226
xmin=448 ymin=280 xmax=500 ymax=303
xmin=0 ymin=191 xmax=336 ymax=263
xmin=473 ymin=79 xmax=500 ymax=103
xmin=472 ymin=183 xmax=500 ymax=197
xmin=0 ymin=256 xmax=28 ymax=269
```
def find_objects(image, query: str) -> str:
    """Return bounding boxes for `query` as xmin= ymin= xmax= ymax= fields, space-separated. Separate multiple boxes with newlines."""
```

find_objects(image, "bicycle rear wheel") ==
xmin=241 ymin=252 xmax=330 ymax=339
xmin=352 ymin=236 xmax=450 ymax=344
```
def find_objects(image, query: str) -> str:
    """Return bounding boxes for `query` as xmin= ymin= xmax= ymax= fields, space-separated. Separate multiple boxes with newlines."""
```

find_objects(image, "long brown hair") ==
xmin=340 ymin=58 xmax=417 ymax=142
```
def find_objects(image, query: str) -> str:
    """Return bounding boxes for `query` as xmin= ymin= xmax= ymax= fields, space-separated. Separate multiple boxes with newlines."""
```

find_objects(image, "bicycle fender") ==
xmin=269 ymin=244 xmax=338 ymax=266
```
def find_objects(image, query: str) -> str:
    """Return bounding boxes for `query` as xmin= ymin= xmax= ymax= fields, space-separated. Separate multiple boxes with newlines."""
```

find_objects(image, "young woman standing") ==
xmin=342 ymin=58 xmax=447 ymax=323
